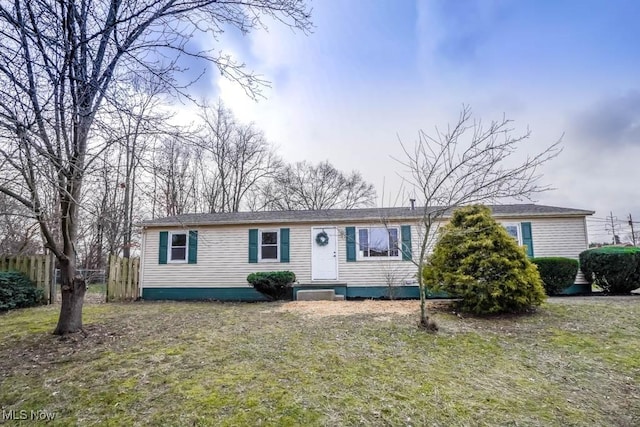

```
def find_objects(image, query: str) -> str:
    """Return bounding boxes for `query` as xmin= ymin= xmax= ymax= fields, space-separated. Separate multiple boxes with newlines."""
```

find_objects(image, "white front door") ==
xmin=311 ymin=227 xmax=338 ymax=280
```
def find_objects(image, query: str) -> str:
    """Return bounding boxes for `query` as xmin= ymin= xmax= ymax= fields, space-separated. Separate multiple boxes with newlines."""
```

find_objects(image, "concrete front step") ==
xmin=296 ymin=289 xmax=344 ymax=301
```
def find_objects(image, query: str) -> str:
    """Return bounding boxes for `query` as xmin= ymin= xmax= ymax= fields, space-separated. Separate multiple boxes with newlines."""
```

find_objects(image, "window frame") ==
xmin=168 ymin=231 xmax=188 ymax=263
xmin=259 ymin=229 xmax=280 ymax=262
xmin=355 ymin=226 xmax=402 ymax=261
xmin=502 ymin=223 xmax=522 ymax=245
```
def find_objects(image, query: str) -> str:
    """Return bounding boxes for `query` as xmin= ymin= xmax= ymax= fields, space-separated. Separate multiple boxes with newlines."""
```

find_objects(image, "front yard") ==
xmin=1 ymin=297 xmax=639 ymax=426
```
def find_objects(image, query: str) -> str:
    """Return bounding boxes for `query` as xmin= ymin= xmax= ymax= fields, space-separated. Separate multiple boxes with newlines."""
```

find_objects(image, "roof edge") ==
xmin=139 ymin=207 xmax=595 ymax=228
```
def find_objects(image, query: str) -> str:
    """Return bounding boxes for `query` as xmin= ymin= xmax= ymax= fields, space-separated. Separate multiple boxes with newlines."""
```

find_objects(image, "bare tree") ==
xmin=91 ymin=77 xmax=171 ymax=259
xmin=252 ymin=160 xmax=377 ymax=210
xmin=396 ymin=106 xmax=561 ymax=329
xmin=381 ymin=261 xmax=412 ymax=300
xmin=0 ymin=0 xmax=311 ymax=334
xmin=0 ymin=194 xmax=42 ymax=255
xmin=151 ymin=137 xmax=198 ymax=217
xmin=197 ymin=100 xmax=280 ymax=213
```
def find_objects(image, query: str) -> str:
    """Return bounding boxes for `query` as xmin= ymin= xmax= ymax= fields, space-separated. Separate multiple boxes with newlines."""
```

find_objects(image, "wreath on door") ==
xmin=315 ymin=231 xmax=329 ymax=246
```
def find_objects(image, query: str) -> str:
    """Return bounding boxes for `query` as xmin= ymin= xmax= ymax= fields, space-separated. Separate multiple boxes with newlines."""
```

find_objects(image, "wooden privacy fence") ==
xmin=0 ymin=254 xmax=55 ymax=303
xmin=107 ymin=255 xmax=140 ymax=302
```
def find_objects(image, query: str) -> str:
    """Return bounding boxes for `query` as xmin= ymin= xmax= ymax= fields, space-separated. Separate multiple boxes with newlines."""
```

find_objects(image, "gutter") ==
xmin=139 ymin=210 xmax=595 ymax=229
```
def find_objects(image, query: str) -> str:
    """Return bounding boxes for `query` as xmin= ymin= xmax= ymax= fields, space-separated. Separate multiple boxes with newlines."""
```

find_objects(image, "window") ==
xmin=503 ymin=223 xmax=522 ymax=245
xmin=260 ymin=230 xmax=279 ymax=261
xmin=159 ymin=230 xmax=197 ymax=264
xmin=357 ymin=227 xmax=400 ymax=259
xmin=169 ymin=232 xmax=188 ymax=262
xmin=248 ymin=228 xmax=289 ymax=263
xmin=502 ymin=222 xmax=534 ymax=257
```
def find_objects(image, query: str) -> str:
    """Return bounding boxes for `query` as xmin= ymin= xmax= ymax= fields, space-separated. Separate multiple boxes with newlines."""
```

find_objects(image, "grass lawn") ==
xmin=1 ymin=297 xmax=639 ymax=426
xmin=86 ymin=283 xmax=106 ymax=294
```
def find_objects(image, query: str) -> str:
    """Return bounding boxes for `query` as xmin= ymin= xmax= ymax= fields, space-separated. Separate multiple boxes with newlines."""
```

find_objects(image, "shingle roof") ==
xmin=140 ymin=204 xmax=594 ymax=228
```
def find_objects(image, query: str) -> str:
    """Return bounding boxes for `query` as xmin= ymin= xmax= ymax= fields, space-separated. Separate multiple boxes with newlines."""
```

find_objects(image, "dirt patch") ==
xmin=0 ymin=323 xmax=129 ymax=380
xmin=274 ymin=296 xmax=640 ymax=318
xmin=83 ymin=292 xmax=106 ymax=304
xmin=53 ymin=291 xmax=106 ymax=304
xmin=274 ymin=299 xmax=454 ymax=318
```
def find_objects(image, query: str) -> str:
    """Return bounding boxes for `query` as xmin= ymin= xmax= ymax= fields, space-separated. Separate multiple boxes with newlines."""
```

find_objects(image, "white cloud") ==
xmin=191 ymin=0 xmax=640 ymax=245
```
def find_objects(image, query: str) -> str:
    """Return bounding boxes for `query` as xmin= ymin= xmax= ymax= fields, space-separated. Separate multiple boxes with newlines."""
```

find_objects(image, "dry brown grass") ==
xmin=1 ymin=296 xmax=639 ymax=426
xmin=274 ymin=299 xmax=454 ymax=318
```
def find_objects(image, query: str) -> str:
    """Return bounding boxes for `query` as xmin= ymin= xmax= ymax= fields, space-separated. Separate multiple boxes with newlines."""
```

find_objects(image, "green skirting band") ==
xmin=559 ymin=283 xmax=592 ymax=295
xmin=143 ymin=286 xmax=440 ymax=301
xmin=142 ymin=287 xmax=268 ymax=301
xmin=142 ymin=282 xmax=591 ymax=301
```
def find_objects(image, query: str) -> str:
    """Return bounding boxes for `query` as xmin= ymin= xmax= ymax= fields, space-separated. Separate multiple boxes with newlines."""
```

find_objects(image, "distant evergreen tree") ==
xmin=423 ymin=205 xmax=546 ymax=314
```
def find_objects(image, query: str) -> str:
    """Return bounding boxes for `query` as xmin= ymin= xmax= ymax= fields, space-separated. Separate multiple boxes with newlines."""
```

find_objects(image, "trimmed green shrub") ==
xmin=530 ymin=257 xmax=579 ymax=295
xmin=423 ymin=205 xmax=546 ymax=315
xmin=247 ymin=271 xmax=296 ymax=301
xmin=579 ymin=246 xmax=640 ymax=294
xmin=0 ymin=271 xmax=45 ymax=311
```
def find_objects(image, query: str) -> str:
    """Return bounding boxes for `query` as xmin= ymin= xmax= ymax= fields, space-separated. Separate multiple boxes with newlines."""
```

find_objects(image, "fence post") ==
xmin=133 ymin=257 xmax=140 ymax=299
xmin=105 ymin=255 xmax=141 ymax=302
xmin=0 ymin=254 xmax=55 ymax=304
xmin=48 ymin=253 xmax=55 ymax=304
xmin=107 ymin=254 xmax=113 ymax=302
xmin=127 ymin=257 xmax=134 ymax=299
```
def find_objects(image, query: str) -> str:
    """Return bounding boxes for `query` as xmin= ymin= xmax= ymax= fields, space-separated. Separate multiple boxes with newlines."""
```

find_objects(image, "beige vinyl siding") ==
xmin=336 ymin=222 xmax=421 ymax=287
xmin=141 ymin=222 xmax=422 ymax=289
xmin=497 ymin=217 xmax=588 ymax=259
xmin=141 ymin=216 xmax=589 ymax=289
xmin=498 ymin=217 xmax=588 ymax=259
xmin=142 ymin=225 xmax=312 ymax=288
xmin=338 ymin=216 xmax=589 ymax=287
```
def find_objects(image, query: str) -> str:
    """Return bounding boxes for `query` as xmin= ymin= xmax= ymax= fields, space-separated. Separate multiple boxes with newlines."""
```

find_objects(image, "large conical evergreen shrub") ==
xmin=423 ymin=205 xmax=546 ymax=314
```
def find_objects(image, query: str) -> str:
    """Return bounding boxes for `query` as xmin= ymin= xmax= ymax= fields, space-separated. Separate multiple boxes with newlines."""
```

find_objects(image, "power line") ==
xmin=605 ymin=211 xmax=620 ymax=244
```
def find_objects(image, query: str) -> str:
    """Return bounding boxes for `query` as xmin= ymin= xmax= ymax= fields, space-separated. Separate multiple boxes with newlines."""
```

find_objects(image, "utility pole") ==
xmin=629 ymin=214 xmax=637 ymax=246
xmin=605 ymin=211 xmax=619 ymax=244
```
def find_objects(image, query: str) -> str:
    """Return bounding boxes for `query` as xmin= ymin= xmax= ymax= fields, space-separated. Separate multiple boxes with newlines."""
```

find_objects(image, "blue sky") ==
xmin=179 ymin=0 xmax=640 ymax=243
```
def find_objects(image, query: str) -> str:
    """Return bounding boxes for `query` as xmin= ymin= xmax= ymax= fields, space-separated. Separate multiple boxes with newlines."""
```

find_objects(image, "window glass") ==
xmin=172 ymin=233 xmax=186 ymax=247
xmin=369 ymin=227 xmax=390 ymax=256
xmin=389 ymin=229 xmax=399 ymax=257
xmin=358 ymin=227 xmax=400 ymax=259
xmin=504 ymin=224 xmax=521 ymax=244
xmin=262 ymin=231 xmax=278 ymax=245
xmin=171 ymin=247 xmax=186 ymax=260
xmin=170 ymin=232 xmax=187 ymax=261
xmin=358 ymin=229 xmax=369 ymax=257
xmin=262 ymin=246 xmax=278 ymax=259
xmin=261 ymin=231 xmax=278 ymax=260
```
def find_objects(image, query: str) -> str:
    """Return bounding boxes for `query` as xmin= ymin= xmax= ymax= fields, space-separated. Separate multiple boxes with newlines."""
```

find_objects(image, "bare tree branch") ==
xmin=253 ymin=160 xmax=377 ymax=211
xmin=0 ymin=0 xmax=312 ymax=334
xmin=394 ymin=105 xmax=561 ymax=327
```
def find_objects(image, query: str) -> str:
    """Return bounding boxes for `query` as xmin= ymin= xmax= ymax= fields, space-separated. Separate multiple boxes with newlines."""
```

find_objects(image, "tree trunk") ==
xmin=418 ymin=280 xmax=430 ymax=326
xmin=53 ymin=260 xmax=86 ymax=335
xmin=418 ymin=252 xmax=438 ymax=332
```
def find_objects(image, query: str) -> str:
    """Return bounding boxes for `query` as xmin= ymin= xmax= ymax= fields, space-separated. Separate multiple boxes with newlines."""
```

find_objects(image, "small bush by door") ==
xmin=247 ymin=271 xmax=296 ymax=301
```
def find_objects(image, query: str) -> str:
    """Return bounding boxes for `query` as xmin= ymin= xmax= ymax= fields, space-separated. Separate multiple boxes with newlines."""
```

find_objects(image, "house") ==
xmin=138 ymin=204 xmax=594 ymax=301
